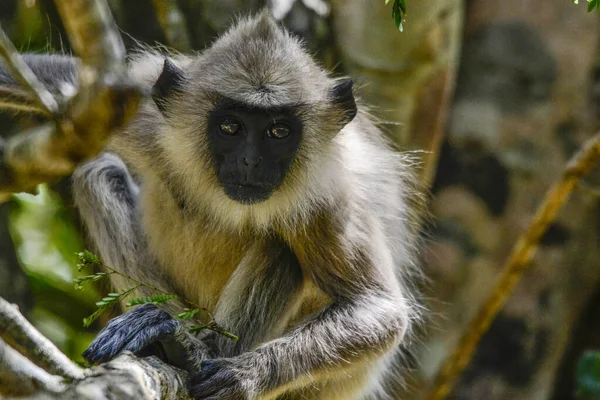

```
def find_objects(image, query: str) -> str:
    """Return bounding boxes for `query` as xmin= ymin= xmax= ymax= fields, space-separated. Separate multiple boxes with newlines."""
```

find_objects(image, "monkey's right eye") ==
xmin=219 ymin=119 xmax=241 ymax=135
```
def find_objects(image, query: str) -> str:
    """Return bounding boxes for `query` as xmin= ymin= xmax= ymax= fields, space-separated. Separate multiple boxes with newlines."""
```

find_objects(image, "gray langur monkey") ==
xmin=3 ymin=12 xmax=422 ymax=400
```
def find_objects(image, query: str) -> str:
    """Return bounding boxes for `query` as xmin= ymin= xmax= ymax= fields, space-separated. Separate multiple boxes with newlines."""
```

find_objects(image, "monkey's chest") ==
xmin=146 ymin=217 xmax=248 ymax=312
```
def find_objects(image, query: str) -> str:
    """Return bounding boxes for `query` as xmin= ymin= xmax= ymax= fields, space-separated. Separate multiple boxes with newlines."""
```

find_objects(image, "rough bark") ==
xmin=0 ymin=297 xmax=189 ymax=400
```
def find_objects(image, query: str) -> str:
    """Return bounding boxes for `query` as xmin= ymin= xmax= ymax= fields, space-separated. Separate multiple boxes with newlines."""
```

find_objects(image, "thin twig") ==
xmin=0 ymin=297 xmax=84 ymax=380
xmin=99 ymin=261 xmax=238 ymax=340
xmin=0 ymin=337 xmax=65 ymax=396
xmin=426 ymin=132 xmax=600 ymax=400
xmin=0 ymin=27 xmax=59 ymax=115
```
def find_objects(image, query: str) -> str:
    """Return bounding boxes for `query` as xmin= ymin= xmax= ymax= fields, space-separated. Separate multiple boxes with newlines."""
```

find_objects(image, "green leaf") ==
xmin=187 ymin=324 xmax=211 ymax=334
xmin=76 ymin=250 xmax=101 ymax=272
xmin=392 ymin=0 xmax=405 ymax=32
xmin=126 ymin=294 xmax=179 ymax=307
xmin=176 ymin=308 xmax=201 ymax=320
xmin=385 ymin=0 xmax=391 ymax=5
xmin=399 ymin=0 xmax=407 ymax=13
xmin=73 ymin=272 xmax=108 ymax=290
xmin=83 ymin=308 xmax=106 ymax=328
xmin=577 ymin=351 xmax=600 ymax=398
xmin=83 ymin=285 xmax=139 ymax=328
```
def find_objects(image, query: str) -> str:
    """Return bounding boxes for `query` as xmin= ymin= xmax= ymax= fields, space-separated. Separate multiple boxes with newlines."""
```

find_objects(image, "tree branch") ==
xmin=0 ymin=338 xmax=65 ymax=397
xmin=0 ymin=297 xmax=190 ymax=399
xmin=0 ymin=297 xmax=83 ymax=379
xmin=426 ymin=131 xmax=600 ymax=400
xmin=0 ymin=28 xmax=59 ymax=115
xmin=0 ymin=0 xmax=144 ymax=201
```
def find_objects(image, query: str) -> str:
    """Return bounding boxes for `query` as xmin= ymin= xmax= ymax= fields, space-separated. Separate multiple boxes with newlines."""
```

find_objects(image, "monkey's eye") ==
xmin=219 ymin=119 xmax=241 ymax=135
xmin=267 ymin=123 xmax=291 ymax=139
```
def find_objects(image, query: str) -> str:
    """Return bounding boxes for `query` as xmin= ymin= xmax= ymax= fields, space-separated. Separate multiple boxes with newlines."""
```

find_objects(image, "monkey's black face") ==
xmin=207 ymin=99 xmax=303 ymax=204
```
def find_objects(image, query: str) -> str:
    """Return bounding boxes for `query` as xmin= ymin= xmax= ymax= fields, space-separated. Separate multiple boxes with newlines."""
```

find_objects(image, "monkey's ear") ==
xmin=331 ymin=80 xmax=357 ymax=126
xmin=152 ymin=59 xmax=185 ymax=114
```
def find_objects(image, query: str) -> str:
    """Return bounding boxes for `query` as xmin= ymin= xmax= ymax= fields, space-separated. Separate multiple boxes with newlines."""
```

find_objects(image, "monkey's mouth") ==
xmin=221 ymin=182 xmax=274 ymax=204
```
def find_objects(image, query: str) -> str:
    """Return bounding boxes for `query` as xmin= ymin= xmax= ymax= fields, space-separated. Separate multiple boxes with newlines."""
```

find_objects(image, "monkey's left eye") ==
xmin=219 ymin=119 xmax=241 ymax=135
xmin=267 ymin=123 xmax=291 ymax=139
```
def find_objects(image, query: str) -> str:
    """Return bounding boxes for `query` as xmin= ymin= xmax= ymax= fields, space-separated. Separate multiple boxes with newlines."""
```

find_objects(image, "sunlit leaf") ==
xmin=390 ymin=0 xmax=406 ymax=32
xmin=177 ymin=308 xmax=201 ymax=320
xmin=73 ymin=272 xmax=108 ymax=290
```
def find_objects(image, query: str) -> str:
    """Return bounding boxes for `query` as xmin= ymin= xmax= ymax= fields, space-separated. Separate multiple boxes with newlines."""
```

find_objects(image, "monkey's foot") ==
xmin=83 ymin=303 xmax=179 ymax=364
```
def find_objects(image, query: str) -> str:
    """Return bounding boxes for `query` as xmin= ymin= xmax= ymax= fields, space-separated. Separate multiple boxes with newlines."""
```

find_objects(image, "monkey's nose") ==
xmin=243 ymin=156 xmax=262 ymax=168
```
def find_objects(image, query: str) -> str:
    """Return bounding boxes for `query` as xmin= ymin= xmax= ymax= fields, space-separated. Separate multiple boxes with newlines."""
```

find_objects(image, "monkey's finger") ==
xmin=83 ymin=304 xmax=172 ymax=363
xmin=122 ymin=319 xmax=179 ymax=354
xmin=83 ymin=307 xmax=160 ymax=363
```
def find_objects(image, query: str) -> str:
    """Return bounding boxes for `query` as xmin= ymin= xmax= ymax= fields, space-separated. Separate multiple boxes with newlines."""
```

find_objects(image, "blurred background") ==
xmin=0 ymin=0 xmax=599 ymax=399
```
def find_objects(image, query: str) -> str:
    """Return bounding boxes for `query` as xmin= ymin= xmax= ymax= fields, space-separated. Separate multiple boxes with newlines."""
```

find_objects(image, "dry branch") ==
xmin=0 ymin=29 xmax=58 ymax=115
xmin=0 ymin=0 xmax=144 ymax=202
xmin=0 ymin=297 xmax=190 ymax=399
xmin=0 ymin=297 xmax=83 ymax=379
xmin=426 ymin=132 xmax=600 ymax=400
xmin=0 ymin=338 xmax=65 ymax=397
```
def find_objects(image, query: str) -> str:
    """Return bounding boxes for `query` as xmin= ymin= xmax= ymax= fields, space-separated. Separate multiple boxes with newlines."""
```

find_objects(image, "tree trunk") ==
xmin=420 ymin=2 xmax=600 ymax=399
xmin=330 ymin=0 xmax=464 ymax=187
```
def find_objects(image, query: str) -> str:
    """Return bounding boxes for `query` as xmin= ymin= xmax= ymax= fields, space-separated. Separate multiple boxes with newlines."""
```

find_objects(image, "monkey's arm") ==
xmin=73 ymin=154 xmax=213 ymax=367
xmin=190 ymin=211 xmax=410 ymax=400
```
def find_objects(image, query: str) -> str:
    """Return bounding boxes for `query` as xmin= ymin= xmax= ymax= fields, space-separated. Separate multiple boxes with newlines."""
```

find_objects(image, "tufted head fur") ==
xmin=146 ymin=12 xmax=359 ymax=232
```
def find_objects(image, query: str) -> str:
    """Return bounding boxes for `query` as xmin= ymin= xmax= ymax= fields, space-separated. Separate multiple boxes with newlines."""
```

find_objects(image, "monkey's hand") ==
xmin=190 ymin=355 xmax=262 ymax=400
xmin=83 ymin=303 xmax=190 ymax=366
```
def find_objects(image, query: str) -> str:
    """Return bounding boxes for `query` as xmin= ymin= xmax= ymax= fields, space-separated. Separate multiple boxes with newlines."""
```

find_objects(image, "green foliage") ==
xmin=386 ymin=0 xmax=407 ymax=32
xmin=83 ymin=285 xmax=139 ymax=327
xmin=126 ymin=294 xmax=179 ymax=307
xmin=577 ymin=351 xmax=600 ymax=399
xmin=188 ymin=323 xmax=211 ymax=334
xmin=10 ymin=185 xmax=96 ymax=362
xmin=177 ymin=308 xmax=201 ymax=320
xmin=74 ymin=272 xmax=109 ymax=290
xmin=76 ymin=250 xmax=102 ymax=272
xmin=573 ymin=0 xmax=600 ymax=12
xmin=76 ymin=251 xmax=238 ymax=341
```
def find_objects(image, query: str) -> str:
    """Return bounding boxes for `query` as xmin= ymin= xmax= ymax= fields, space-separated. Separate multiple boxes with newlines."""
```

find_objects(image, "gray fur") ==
xmin=0 ymin=54 xmax=78 ymax=113
xmin=71 ymin=12 xmax=421 ymax=400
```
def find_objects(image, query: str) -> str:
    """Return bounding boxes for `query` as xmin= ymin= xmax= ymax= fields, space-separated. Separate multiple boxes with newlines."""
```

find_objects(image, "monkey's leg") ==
xmin=73 ymin=154 xmax=211 ymax=366
xmin=189 ymin=221 xmax=409 ymax=400
xmin=191 ymin=293 xmax=407 ymax=400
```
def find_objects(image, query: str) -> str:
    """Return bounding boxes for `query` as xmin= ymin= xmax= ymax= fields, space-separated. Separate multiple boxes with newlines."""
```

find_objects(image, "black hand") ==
xmin=190 ymin=359 xmax=250 ymax=400
xmin=83 ymin=303 xmax=179 ymax=364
